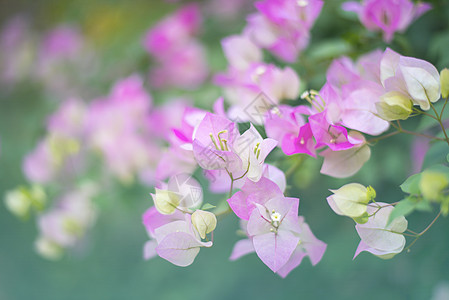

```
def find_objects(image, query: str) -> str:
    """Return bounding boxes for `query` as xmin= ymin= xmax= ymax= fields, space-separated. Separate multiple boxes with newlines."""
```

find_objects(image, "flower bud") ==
xmin=440 ymin=68 xmax=449 ymax=99
xmin=191 ymin=210 xmax=217 ymax=239
xmin=327 ymin=183 xmax=372 ymax=218
xmin=29 ymin=185 xmax=46 ymax=210
xmin=4 ymin=185 xmax=46 ymax=218
xmin=151 ymin=188 xmax=180 ymax=215
xmin=35 ymin=237 xmax=63 ymax=260
xmin=5 ymin=189 xmax=30 ymax=218
xmin=419 ymin=171 xmax=449 ymax=202
xmin=376 ymin=91 xmax=412 ymax=121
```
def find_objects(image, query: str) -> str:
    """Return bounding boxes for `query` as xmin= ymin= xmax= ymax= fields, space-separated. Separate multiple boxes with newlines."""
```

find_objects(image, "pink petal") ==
xmin=229 ymin=238 xmax=255 ymax=260
xmin=253 ymin=230 xmax=300 ymax=272
xmin=320 ymin=144 xmax=371 ymax=178
xmin=144 ymin=240 xmax=158 ymax=260
xmin=156 ymin=232 xmax=209 ymax=267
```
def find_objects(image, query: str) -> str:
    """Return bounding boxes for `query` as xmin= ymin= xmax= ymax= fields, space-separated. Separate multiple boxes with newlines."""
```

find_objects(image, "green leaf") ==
xmin=387 ymin=198 xmax=417 ymax=225
xmin=201 ymin=203 xmax=216 ymax=210
xmin=426 ymin=164 xmax=449 ymax=175
xmin=307 ymin=39 xmax=352 ymax=61
xmin=400 ymin=173 xmax=422 ymax=195
xmin=415 ymin=199 xmax=433 ymax=212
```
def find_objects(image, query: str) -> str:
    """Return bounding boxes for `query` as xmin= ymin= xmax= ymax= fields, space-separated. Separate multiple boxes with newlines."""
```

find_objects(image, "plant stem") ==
xmin=404 ymin=211 xmax=442 ymax=252
xmin=430 ymin=102 xmax=449 ymax=146
xmin=367 ymin=130 xmax=400 ymax=144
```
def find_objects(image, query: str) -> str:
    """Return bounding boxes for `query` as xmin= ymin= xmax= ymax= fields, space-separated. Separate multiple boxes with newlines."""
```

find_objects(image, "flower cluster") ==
xmin=143 ymin=4 xmax=209 ymax=89
xmin=4 ymin=0 xmax=448 ymax=281
xmin=0 ymin=17 xmax=97 ymax=98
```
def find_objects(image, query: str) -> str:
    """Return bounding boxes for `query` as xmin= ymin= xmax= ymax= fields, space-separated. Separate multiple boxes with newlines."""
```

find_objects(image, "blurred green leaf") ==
xmin=387 ymin=197 xmax=420 ymax=225
xmin=400 ymin=173 xmax=422 ymax=195
xmin=201 ymin=203 xmax=216 ymax=210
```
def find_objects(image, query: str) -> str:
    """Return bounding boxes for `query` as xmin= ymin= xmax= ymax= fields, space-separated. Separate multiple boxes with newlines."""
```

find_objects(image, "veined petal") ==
xmin=253 ymin=230 xmax=300 ymax=272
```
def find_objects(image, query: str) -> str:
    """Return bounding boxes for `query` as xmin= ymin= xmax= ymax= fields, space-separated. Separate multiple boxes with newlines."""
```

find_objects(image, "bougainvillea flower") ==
xmin=265 ymin=105 xmax=308 ymax=144
xmin=354 ymin=202 xmax=408 ymax=259
xmin=230 ymin=216 xmax=326 ymax=278
xmin=221 ymin=34 xmax=262 ymax=70
xmin=153 ymin=214 xmax=213 ymax=267
xmin=37 ymin=187 xmax=97 ymax=250
xmin=148 ymin=41 xmax=209 ymax=90
xmin=215 ymin=63 xmax=300 ymax=124
xmin=205 ymin=163 xmax=285 ymax=194
xmin=282 ymin=123 xmax=316 ymax=157
xmin=192 ymin=112 xmax=242 ymax=172
xmin=0 ymin=15 xmax=34 ymax=86
xmin=228 ymin=176 xmax=284 ymax=220
xmin=309 ymin=111 xmax=355 ymax=151
xmin=380 ymin=48 xmax=440 ymax=110
xmin=247 ymin=196 xmax=301 ymax=272
xmin=245 ymin=0 xmax=323 ymax=62
xmin=276 ymin=217 xmax=326 ymax=277
xmin=326 ymin=183 xmax=373 ymax=218
xmin=142 ymin=206 xmax=184 ymax=260
xmin=233 ymin=124 xmax=277 ymax=182
xmin=320 ymin=131 xmax=371 ymax=178
xmin=324 ymin=57 xmax=390 ymax=136
xmin=342 ymin=0 xmax=431 ymax=42
xmin=143 ymin=4 xmax=202 ymax=58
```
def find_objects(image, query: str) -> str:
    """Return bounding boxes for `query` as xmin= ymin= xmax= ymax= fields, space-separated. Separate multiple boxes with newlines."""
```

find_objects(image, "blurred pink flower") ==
xmin=143 ymin=4 xmax=208 ymax=89
xmin=343 ymin=0 xmax=431 ymax=42
xmin=0 ymin=15 xmax=34 ymax=86
xmin=245 ymin=0 xmax=323 ymax=62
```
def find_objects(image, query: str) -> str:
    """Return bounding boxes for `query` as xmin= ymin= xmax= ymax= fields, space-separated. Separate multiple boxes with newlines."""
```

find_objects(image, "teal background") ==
xmin=1 ymin=0 xmax=449 ymax=299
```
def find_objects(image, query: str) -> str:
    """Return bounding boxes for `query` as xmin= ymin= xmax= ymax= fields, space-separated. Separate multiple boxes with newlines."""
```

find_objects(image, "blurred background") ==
xmin=1 ymin=0 xmax=449 ymax=299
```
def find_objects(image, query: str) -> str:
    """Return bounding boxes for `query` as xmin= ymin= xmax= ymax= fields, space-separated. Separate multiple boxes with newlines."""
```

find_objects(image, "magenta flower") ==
xmin=282 ymin=123 xmax=316 ymax=157
xmin=143 ymin=4 xmax=202 ymax=58
xmin=343 ymin=0 xmax=431 ymax=42
xmin=39 ymin=25 xmax=83 ymax=60
xmin=245 ymin=0 xmax=323 ymax=62
xmin=309 ymin=111 xmax=355 ymax=151
xmin=143 ymin=4 xmax=208 ymax=89
xmin=148 ymin=41 xmax=208 ymax=90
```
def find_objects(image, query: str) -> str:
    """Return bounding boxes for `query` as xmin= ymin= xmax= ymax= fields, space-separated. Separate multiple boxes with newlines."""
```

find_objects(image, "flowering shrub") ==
xmin=3 ymin=0 xmax=449 ymax=282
